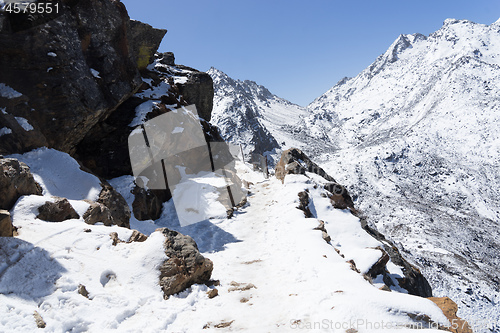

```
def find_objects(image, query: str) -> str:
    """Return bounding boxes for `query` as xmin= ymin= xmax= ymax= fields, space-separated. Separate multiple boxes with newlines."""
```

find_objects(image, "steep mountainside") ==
xmin=208 ymin=68 xmax=311 ymax=161
xmin=211 ymin=18 xmax=500 ymax=331
xmin=308 ymin=19 xmax=500 ymax=329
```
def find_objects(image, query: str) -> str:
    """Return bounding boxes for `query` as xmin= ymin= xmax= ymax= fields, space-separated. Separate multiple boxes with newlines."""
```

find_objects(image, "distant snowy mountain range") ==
xmin=210 ymin=18 xmax=500 ymax=330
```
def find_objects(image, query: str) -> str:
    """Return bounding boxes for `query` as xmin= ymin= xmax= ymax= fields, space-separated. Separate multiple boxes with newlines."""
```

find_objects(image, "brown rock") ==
xmin=78 ymin=284 xmax=90 ymax=299
xmin=83 ymin=202 xmax=113 ymax=226
xmin=275 ymin=148 xmax=336 ymax=183
xmin=0 ymin=209 xmax=13 ymax=237
xmin=37 ymin=198 xmax=79 ymax=222
xmin=207 ymin=288 xmax=218 ymax=299
xmin=428 ymin=297 xmax=472 ymax=333
xmin=0 ymin=158 xmax=42 ymax=210
xmin=97 ymin=183 xmax=131 ymax=228
xmin=158 ymin=228 xmax=213 ymax=298
xmin=33 ymin=311 xmax=46 ymax=329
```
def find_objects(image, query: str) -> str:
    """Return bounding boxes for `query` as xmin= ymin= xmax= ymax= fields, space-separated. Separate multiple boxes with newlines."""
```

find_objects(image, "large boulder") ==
xmin=158 ymin=228 xmax=213 ymax=298
xmin=0 ymin=0 xmax=145 ymax=155
xmin=128 ymin=20 xmax=167 ymax=71
xmin=0 ymin=158 xmax=42 ymax=210
xmin=176 ymin=66 xmax=214 ymax=122
xmin=37 ymin=198 xmax=80 ymax=222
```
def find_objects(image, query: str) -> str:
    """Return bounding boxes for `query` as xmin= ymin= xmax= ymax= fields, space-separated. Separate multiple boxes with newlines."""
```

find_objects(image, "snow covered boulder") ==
xmin=36 ymin=197 xmax=79 ymax=222
xmin=0 ymin=210 xmax=13 ymax=237
xmin=0 ymin=158 xmax=42 ymax=210
xmin=158 ymin=228 xmax=213 ymax=299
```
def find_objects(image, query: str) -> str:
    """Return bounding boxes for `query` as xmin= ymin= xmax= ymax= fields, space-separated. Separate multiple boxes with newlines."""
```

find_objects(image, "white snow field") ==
xmin=0 ymin=148 xmax=451 ymax=332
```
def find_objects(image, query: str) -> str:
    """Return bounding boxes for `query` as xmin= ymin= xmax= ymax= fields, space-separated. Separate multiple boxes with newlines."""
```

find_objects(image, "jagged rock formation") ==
xmin=0 ymin=157 xmax=42 ymax=210
xmin=75 ymin=54 xmax=216 ymax=180
xmin=159 ymin=228 xmax=214 ymax=299
xmin=281 ymin=148 xmax=432 ymax=297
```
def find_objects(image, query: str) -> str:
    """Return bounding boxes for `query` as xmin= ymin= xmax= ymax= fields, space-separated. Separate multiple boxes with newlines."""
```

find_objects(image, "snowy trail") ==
xmin=166 ymin=174 xmax=447 ymax=332
xmin=1 ymin=150 xmax=449 ymax=332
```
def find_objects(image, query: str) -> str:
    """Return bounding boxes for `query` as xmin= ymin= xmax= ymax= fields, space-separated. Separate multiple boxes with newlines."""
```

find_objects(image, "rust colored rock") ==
xmin=428 ymin=297 xmax=472 ymax=333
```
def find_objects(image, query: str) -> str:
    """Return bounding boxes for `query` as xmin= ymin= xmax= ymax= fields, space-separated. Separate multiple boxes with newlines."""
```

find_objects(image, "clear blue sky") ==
xmin=121 ymin=0 xmax=500 ymax=106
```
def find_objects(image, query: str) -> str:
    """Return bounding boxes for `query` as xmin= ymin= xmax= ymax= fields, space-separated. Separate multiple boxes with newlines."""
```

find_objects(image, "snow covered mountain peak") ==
xmin=208 ymin=68 xmax=309 ymax=160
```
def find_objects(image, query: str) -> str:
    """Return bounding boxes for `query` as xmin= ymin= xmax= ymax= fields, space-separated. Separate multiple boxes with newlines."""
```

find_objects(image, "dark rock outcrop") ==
xmin=132 ymin=186 xmax=171 ymax=221
xmin=96 ymin=183 xmax=131 ymax=228
xmin=275 ymin=148 xmax=336 ymax=183
xmin=37 ymin=198 xmax=80 ymax=222
xmin=360 ymin=216 xmax=433 ymax=297
xmin=158 ymin=228 xmax=213 ymax=298
xmin=128 ymin=20 xmax=167 ymax=71
xmin=0 ymin=210 xmax=13 ymax=237
xmin=0 ymin=158 xmax=42 ymax=210
xmin=75 ymin=58 xmax=217 ymax=180
xmin=176 ymin=66 xmax=214 ymax=122
xmin=158 ymin=52 xmax=175 ymax=66
xmin=0 ymin=0 xmax=145 ymax=155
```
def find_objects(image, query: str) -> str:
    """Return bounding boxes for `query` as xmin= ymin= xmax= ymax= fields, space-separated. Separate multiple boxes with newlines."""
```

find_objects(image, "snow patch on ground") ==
xmin=14 ymin=116 xmax=34 ymax=131
xmin=8 ymin=148 xmax=101 ymax=201
xmin=0 ymin=83 xmax=22 ymax=99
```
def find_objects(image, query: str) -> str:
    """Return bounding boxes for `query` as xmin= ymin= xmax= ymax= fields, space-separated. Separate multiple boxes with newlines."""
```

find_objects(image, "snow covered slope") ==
xmin=1 ymin=149 xmax=452 ymax=332
xmin=209 ymin=18 xmax=500 ymax=331
xmin=306 ymin=19 xmax=500 ymax=328
xmin=208 ymin=68 xmax=313 ymax=161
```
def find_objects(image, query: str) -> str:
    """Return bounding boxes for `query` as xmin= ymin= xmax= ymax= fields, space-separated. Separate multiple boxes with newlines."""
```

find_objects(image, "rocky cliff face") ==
xmin=0 ymin=0 xmax=161 ymax=155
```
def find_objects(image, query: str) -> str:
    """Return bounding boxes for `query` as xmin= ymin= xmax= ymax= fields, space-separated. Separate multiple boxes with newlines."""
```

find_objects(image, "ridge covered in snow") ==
xmin=210 ymin=18 xmax=500 ymax=331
